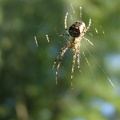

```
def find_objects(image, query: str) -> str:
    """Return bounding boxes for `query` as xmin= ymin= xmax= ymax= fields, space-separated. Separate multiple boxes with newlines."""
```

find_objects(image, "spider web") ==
xmin=39 ymin=3 xmax=116 ymax=89
xmin=56 ymin=4 xmax=115 ymax=88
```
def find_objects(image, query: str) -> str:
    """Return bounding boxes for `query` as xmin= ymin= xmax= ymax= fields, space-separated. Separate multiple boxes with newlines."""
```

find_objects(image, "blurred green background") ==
xmin=0 ymin=0 xmax=120 ymax=120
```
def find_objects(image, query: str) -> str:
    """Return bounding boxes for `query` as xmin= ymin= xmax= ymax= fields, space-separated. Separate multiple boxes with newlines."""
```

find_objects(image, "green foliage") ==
xmin=0 ymin=0 xmax=120 ymax=120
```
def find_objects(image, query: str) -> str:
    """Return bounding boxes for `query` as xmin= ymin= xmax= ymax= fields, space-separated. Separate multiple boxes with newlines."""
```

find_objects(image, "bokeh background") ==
xmin=0 ymin=0 xmax=120 ymax=120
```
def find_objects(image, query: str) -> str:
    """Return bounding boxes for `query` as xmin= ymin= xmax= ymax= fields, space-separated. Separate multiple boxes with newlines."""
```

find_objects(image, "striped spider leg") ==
xmin=52 ymin=12 xmax=93 ymax=88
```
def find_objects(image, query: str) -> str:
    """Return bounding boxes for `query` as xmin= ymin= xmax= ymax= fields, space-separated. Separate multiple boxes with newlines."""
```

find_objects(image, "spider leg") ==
xmin=64 ymin=12 xmax=68 ymax=30
xmin=52 ymin=42 xmax=69 ymax=69
xmin=86 ymin=18 xmax=91 ymax=31
xmin=52 ymin=51 xmax=61 ymax=70
xmin=83 ymin=37 xmax=93 ymax=45
xmin=76 ymin=47 xmax=81 ymax=73
xmin=53 ymin=42 xmax=69 ymax=84
xmin=79 ymin=6 xmax=82 ymax=19
xmin=55 ymin=47 xmax=68 ymax=84
xmin=71 ymin=50 xmax=77 ymax=89
xmin=64 ymin=12 xmax=69 ymax=36
xmin=59 ymin=12 xmax=69 ymax=38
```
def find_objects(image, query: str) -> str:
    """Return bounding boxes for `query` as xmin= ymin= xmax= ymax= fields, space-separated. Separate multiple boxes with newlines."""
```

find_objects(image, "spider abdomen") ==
xmin=69 ymin=21 xmax=86 ymax=37
xmin=69 ymin=38 xmax=81 ymax=52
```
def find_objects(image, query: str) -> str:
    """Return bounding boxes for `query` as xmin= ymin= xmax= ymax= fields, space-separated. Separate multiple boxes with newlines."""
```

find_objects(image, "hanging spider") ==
xmin=52 ymin=10 xmax=93 ymax=88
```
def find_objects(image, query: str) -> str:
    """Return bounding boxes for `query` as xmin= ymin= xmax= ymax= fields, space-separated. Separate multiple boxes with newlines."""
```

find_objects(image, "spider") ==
xmin=52 ymin=12 xmax=93 ymax=88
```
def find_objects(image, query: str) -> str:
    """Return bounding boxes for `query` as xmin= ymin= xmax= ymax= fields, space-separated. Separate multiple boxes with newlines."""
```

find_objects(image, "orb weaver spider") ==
xmin=52 ymin=11 xmax=93 ymax=88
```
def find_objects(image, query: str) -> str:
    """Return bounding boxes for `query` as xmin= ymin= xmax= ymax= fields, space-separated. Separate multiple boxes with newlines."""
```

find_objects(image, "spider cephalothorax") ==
xmin=52 ymin=12 xmax=93 ymax=88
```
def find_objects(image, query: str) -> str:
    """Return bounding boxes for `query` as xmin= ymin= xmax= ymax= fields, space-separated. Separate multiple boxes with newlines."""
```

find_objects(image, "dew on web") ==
xmin=71 ymin=5 xmax=115 ymax=88
xmin=34 ymin=36 xmax=38 ymax=47
xmin=95 ymin=28 xmax=99 ymax=34
xmin=46 ymin=34 xmax=50 ymax=43
xmin=100 ymin=26 xmax=105 ymax=34
xmin=51 ymin=3 xmax=115 ymax=88
xmin=82 ymin=51 xmax=96 ymax=83
xmin=70 ymin=3 xmax=75 ymax=14
xmin=85 ymin=47 xmax=115 ymax=88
